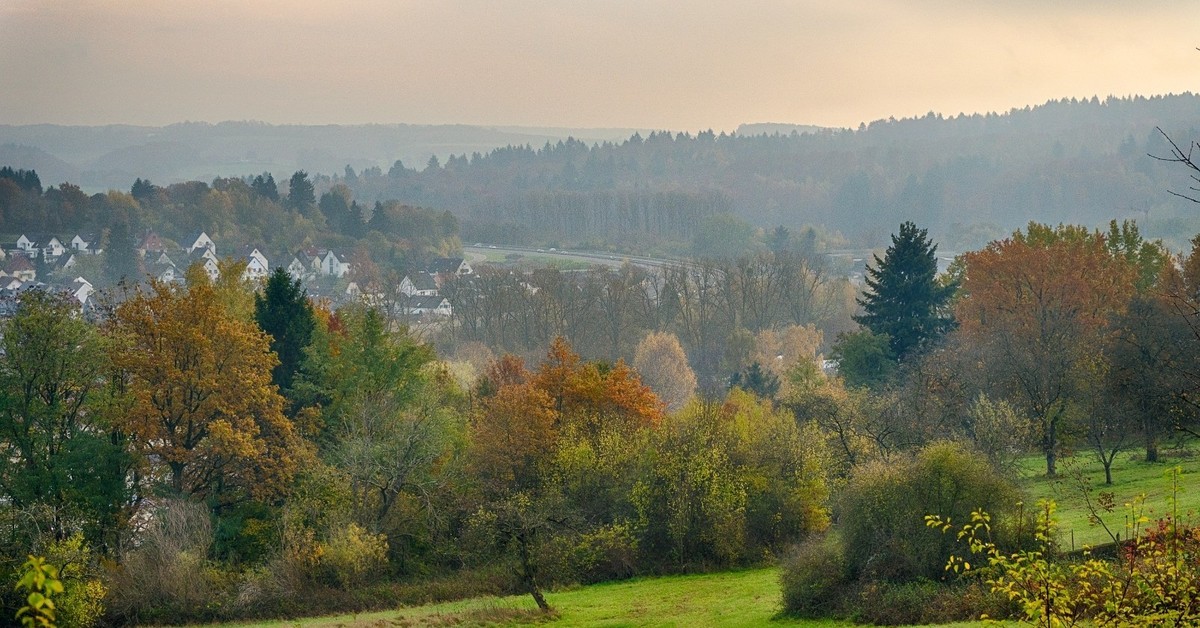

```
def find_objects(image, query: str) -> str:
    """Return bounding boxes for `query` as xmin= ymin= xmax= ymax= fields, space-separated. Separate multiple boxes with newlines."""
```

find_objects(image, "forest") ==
xmin=7 ymin=204 xmax=1200 ymax=625
xmin=5 ymin=111 xmax=1200 ymax=627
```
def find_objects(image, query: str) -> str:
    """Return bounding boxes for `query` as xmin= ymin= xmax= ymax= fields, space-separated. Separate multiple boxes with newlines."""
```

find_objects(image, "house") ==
xmin=36 ymin=235 xmax=66 ymax=260
xmin=70 ymin=234 xmax=101 ymax=253
xmin=4 ymin=254 xmax=36 ymax=282
xmin=286 ymin=251 xmax=317 ymax=281
xmin=185 ymin=231 xmax=216 ymax=255
xmin=138 ymin=230 xmax=166 ymax=255
xmin=427 ymin=257 xmax=473 ymax=277
xmin=69 ymin=277 xmax=94 ymax=305
xmin=404 ymin=295 xmax=452 ymax=317
xmin=240 ymin=247 xmax=270 ymax=281
xmin=319 ymin=250 xmax=350 ymax=278
xmin=49 ymin=253 xmax=77 ymax=273
xmin=149 ymin=260 xmax=178 ymax=283
xmin=186 ymin=251 xmax=220 ymax=281
xmin=15 ymin=235 xmax=36 ymax=254
xmin=400 ymin=272 xmax=439 ymax=297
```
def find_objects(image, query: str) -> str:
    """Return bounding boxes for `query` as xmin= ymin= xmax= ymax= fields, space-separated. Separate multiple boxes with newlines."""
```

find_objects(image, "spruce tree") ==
xmin=853 ymin=221 xmax=955 ymax=360
xmin=254 ymin=267 xmax=316 ymax=393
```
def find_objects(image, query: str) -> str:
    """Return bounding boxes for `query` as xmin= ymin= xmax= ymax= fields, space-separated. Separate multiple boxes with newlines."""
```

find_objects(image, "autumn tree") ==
xmin=108 ymin=279 xmax=303 ymax=508
xmin=466 ymin=379 xmax=559 ymax=611
xmin=533 ymin=337 xmax=663 ymax=436
xmin=854 ymin=221 xmax=955 ymax=361
xmin=632 ymin=331 xmax=696 ymax=413
xmin=955 ymin=223 xmax=1135 ymax=476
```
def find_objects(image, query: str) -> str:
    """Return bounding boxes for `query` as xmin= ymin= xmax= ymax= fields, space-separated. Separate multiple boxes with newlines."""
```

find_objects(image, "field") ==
xmin=206 ymin=567 xmax=994 ymax=628
xmin=198 ymin=443 xmax=1198 ymax=628
xmin=1017 ymin=439 xmax=1200 ymax=549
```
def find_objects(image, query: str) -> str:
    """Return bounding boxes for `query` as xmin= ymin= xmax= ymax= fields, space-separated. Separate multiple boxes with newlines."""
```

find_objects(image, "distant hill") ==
xmin=735 ymin=123 xmax=828 ymax=136
xmin=0 ymin=122 xmax=655 ymax=192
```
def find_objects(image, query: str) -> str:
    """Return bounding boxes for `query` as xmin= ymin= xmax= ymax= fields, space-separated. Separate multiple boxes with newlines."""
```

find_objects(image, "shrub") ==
xmin=779 ymin=534 xmax=848 ymax=617
xmin=42 ymin=534 xmax=106 ymax=628
xmin=838 ymin=441 xmax=1019 ymax=582
xmin=105 ymin=499 xmax=227 ymax=624
xmin=318 ymin=523 xmax=389 ymax=589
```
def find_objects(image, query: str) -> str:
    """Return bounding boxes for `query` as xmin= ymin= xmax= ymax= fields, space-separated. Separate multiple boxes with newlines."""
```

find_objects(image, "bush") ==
xmin=105 ymin=499 xmax=227 ymax=624
xmin=838 ymin=442 xmax=1019 ymax=582
xmin=779 ymin=534 xmax=848 ymax=617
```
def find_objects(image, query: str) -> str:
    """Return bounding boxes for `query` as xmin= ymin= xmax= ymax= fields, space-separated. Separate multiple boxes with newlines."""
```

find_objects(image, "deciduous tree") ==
xmin=956 ymin=223 xmax=1135 ymax=476
xmin=109 ymin=280 xmax=303 ymax=507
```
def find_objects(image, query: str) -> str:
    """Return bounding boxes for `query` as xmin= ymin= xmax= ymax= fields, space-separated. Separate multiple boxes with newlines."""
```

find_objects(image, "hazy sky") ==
xmin=2 ymin=1 xmax=1197 ymax=131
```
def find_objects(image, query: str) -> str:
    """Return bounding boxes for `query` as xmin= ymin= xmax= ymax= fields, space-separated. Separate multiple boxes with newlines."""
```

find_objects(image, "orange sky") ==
xmin=1 ymin=1 xmax=1196 ymax=131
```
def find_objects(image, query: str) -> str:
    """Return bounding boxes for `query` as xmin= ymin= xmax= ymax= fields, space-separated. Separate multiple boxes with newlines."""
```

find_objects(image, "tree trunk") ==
xmin=1103 ymin=459 xmax=1113 ymax=485
xmin=517 ymin=531 xmax=550 ymax=612
xmin=1145 ymin=432 xmax=1159 ymax=463
xmin=1044 ymin=411 xmax=1058 ymax=477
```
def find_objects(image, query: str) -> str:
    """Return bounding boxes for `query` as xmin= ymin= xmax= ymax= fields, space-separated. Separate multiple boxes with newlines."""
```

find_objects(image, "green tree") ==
xmin=254 ymin=267 xmax=316 ymax=394
xmin=830 ymin=329 xmax=895 ymax=389
xmin=103 ymin=219 xmax=140 ymax=285
xmin=853 ymin=221 xmax=955 ymax=361
xmin=286 ymin=170 xmax=315 ymax=213
xmin=0 ymin=291 xmax=130 ymax=544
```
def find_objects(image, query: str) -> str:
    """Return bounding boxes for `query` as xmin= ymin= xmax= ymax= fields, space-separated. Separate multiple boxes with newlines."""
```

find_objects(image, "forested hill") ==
xmin=338 ymin=94 xmax=1200 ymax=251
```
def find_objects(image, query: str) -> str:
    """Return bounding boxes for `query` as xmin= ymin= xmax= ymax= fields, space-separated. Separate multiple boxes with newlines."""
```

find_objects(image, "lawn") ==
xmin=204 ymin=568 xmax=860 ymax=628
xmin=1017 ymin=438 xmax=1200 ymax=549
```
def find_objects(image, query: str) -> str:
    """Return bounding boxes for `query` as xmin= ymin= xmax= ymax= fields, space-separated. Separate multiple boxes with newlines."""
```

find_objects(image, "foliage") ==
xmin=728 ymin=361 xmax=780 ymax=401
xmin=15 ymin=556 xmax=62 ymax=628
xmin=779 ymin=535 xmax=848 ymax=618
xmin=108 ymin=279 xmax=303 ymax=507
xmin=40 ymin=534 xmax=105 ymax=628
xmin=632 ymin=331 xmax=696 ymax=413
xmin=830 ymin=329 xmax=895 ymax=390
xmin=956 ymin=222 xmax=1136 ymax=476
xmin=853 ymin=221 xmax=956 ymax=361
xmin=838 ymin=442 xmax=1019 ymax=582
xmin=930 ymin=483 xmax=1200 ymax=626
xmin=254 ymin=267 xmax=316 ymax=394
xmin=0 ymin=290 xmax=130 ymax=545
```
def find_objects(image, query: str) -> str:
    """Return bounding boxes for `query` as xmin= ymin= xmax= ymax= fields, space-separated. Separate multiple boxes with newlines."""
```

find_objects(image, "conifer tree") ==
xmin=853 ymin=221 xmax=954 ymax=360
xmin=254 ymin=267 xmax=316 ymax=393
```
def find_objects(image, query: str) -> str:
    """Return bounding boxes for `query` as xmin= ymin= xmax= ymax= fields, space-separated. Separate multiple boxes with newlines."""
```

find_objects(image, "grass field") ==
xmin=198 ymin=443 xmax=1199 ymax=628
xmin=204 ymin=567 xmax=1002 ymax=628
xmin=1016 ymin=439 xmax=1200 ymax=549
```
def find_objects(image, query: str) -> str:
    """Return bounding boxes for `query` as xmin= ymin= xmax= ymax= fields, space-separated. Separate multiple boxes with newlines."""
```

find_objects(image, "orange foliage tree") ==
xmin=955 ymin=223 xmax=1135 ymax=476
xmin=109 ymin=279 xmax=303 ymax=507
xmin=533 ymin=337 xmax=663 ymax=436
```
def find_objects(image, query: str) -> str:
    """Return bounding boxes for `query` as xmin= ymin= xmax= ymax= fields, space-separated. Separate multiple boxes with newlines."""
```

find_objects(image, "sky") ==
xmin=1 ymin=1 xmax=1197 ymax=132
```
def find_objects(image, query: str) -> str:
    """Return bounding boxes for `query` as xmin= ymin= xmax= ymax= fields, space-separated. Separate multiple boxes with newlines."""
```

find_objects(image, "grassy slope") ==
xmin=209 ymin=568 xmax=857 ymax=628
xmin=202 ymin=443 xmax=1200 ymax=628
xmin=1017 ymin=439 xmax=1200 ymax=549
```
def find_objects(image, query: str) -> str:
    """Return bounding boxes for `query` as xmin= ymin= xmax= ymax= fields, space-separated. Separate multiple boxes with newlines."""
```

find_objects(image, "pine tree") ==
xmin=853 ymin=221 xmax=955 ymax=360
xmin=254 ymin=267 xmax=316 ymax=393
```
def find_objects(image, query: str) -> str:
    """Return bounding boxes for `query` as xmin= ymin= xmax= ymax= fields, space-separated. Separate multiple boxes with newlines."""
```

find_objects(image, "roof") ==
xmin=427 ymin=257 xmax=465 ymax=274
xmin=5 ymin=254 xmax=34 ymax=273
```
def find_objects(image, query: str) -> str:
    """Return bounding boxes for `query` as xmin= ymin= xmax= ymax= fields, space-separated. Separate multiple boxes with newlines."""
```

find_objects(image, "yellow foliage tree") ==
xmin=109 ymin=279 xmax=303 ymax=506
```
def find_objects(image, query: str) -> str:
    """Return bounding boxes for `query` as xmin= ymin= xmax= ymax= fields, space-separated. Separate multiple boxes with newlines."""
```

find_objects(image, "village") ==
xmin=0 ymin=230 xmax=465 ymax=320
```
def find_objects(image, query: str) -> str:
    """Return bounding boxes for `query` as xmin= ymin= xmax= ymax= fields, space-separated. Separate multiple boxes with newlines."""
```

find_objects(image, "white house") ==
xmin=69 ymin=277 xmax=94 ymax=305
xmin=400 ymin=272 xmax=439 ymax=297
xmin=70 ymin=234 xmax=100 ymax=253
xmin=15 ymin=235 xmax=36 ymax=253
xmin=186 ymin=231 xmax=217 ymax=255
xmin=240 ymin=247 xmax=270 ymax=281
xmin=405 ymin=295 xmax=453 ymax=317
xmin=427 ymin=257 xmax=473 ymax=277
xmin=37 ymin=235 xmax=66 ymax=260
xmin=319 ymin=250 xmax=350 ymax=278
